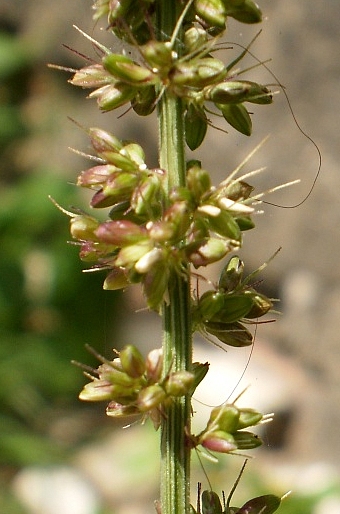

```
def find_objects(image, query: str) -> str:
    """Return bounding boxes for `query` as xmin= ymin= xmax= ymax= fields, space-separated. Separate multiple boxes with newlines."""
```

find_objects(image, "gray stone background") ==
xmin=2 ymin=0 xmax=340 ymax=512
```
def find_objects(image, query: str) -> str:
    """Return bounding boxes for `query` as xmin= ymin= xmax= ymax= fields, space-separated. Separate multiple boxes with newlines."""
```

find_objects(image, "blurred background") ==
xmin=1 ymin=1 xmax=340 ymax=513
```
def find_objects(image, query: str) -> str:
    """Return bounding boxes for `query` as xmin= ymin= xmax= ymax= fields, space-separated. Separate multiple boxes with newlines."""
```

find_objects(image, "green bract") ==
xmin=217 ymin=103 xmax=252 ymax=136
xmin=202 ymin=490 xmax=223 ymax=514
xmin=200 ymin=490 xmax=281 ymax=514
xmin=235 ymin=494 xmax=281 ymax=514
xmin=204 ymin=320 xmax=253 ymax=347
xmin=225 ymin=0 xmax=263 ymax=24
xmin=185 ymin=104 xmax=208 ymax=150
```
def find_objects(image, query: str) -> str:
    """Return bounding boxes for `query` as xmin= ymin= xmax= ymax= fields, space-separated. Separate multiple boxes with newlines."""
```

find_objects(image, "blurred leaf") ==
xmin=0 ymin=33 xmax=31 ymax=79
xmin=0 ymin=416 xmax=65 ymax=466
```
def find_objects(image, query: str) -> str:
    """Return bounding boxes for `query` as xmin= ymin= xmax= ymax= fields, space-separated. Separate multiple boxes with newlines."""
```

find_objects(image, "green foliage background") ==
xmin=0 ymin=14 xmax=121 ymax=511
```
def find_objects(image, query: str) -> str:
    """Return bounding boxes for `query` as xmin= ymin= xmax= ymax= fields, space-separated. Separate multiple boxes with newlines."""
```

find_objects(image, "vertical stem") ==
xmin=156 ymin=3 xmax=192 ymax=514
xmin=161 ymin=274 xmax=192 ymax=514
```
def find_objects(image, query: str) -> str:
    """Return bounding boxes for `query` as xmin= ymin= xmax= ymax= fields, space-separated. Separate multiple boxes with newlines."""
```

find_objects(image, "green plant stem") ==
xmin=157 ymin=3 xmax=192 ymax=514
xmin=161 ymin=276 xmax=192 ymax=514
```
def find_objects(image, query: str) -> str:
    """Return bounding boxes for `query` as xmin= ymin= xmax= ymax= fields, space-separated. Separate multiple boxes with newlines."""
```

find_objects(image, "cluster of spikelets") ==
xmin=69 ymin=126 xmax=271 ymax=312
xmin=92 ymin=0 xmax=264 ymax=40
xmin=72 ymin=0 xmax=272 ymax=147
xmin=67 ymin=0 xmax=274 ymax=315
xmin=78 ymin=344 xmax=206 ymax=428
xmin=78 ymin=343 xmax=272 ymax=457
xmin=65 ymin=0 xmax=279 ymax=461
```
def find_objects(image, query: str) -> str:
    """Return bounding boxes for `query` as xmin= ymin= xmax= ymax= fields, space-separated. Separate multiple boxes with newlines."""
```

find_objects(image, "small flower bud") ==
xmin=99 ymin=150 xmax=139 ymax=171
xmin=184 ymin=27 xmax=208 ymax=54
xmin=132 ymin=86 xmax=157 ymax=116
xmin=237 ymin=408 xmax=263 ymax=429
xmin=119 ymin=345 xmax=145 ymax=378
xmin=172 ymin=58 xmax=226 ymax=89
xmin=89 ymin=83 xmax=136 ymax=111
xmin=241 ymin=80 xmax=272 ymax=104
xmin=148 ymin=220 xmax=176 ymax=243
xmin=70 ymin=64 xmax=112 ymax=88
xmin=186 ymin=162 xmax=211 ymax=201
xmin=201 ymin=430 xmax=237 ymax=453
xmin=163 ymin=201 xmax=191 ymax=242
xmin=225 ymin=0 xmax=262 ymax=24
xmin=90 ymin=189 xmax=117 ymax=209
xmin=207 ymin=81 xmax=251 ymax=104
xmin=132 ymin=174 xmax=163 ymax=216
xmin=142 ymin=260 xmax=170 ymax=310
xmin=207 ymin=404 xmax=240 ymax=433
xmin=188 ymin=238 xmax=233 ymax=268
xmin=211 ymin=293 xmax=254 ymax=323
xmin=145 ymin=348 xmax=163 ymax=383
xmin=223 ymin=180 xmax=253 ymax=202
xmin=120 ymin=142 xmax=146 ymax=168
xmin=198 ymin=290 xmax=225 ymax=321
xmin=106 ymin=401 xmax=140 ymax=418
xmin=204 ymin=208 xmax=242 ymax=240
xmin=89 ymin=127 xmax=123 ymax=154
xmin=95 ymin=220 xmax=147 ymax=246
xmin=98 ymin=362 xmax=139 ymax=389
xmin=103 ymin=267 xmax=129 ymax=290
xmin=115 ymin=240 xmax=153 ymax=268
xmin=218 ymin=256 xmax=244 ymax=291
xmin=79 ymin=379 xmax=114 ymax=402
xmin=77 ymin=165 xmax=118 ymax=188
xmin=135 ymin=247 xmax=163 ymax=274
xmin=90 ymin=171 xmax=139 ymax=207
xmin=244 ymin=290 xmax=273 ymax=318
xmin=79 ymin=241 xmax=105 ymax=262
xmin=103 ymin=53 xmax=158 ymax=86
xmin=142 ymin=41 xmax=173 ymax=71
xmin=197 ymin=205 xmax=221 ymax=217
xmin=137 ymin=384 xmax=166 ymax=412
xmin=70 ymin=215 xmax=100 ymax=241
xmin=164 ymin=371 xmax=195 ymax=397
xmin=218 ymin=197 xmax=254 ymax=214
xmin=194 ymin=0 xmax=227 ymax=29
xmin=209 ymin=79 xmax=271 ymax=105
